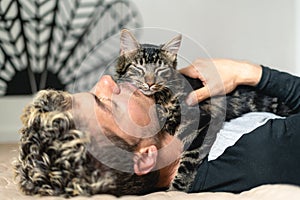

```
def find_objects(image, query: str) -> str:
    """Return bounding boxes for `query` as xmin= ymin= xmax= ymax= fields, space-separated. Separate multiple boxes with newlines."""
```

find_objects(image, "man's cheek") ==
xmin=128 ymin=102 xmax=150 ymax=127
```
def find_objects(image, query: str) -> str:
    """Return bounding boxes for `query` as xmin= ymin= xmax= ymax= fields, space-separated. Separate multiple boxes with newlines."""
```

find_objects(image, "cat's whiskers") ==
xmin=168 ymin=77 xmax=181 ymax=81
xmin=164 ymin=79 xmax=182 ymax=88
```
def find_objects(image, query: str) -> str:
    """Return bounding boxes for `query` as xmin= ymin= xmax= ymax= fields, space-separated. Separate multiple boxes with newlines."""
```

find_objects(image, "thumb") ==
xmin=186 ymin=86 xmax=210 ymax=106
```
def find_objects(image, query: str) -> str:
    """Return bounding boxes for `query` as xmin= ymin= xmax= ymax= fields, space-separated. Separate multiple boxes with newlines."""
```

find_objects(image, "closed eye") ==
xmin=155 ymin=67 xmax=170 ymax=76
xmin=89 ymin=93 xmax=105 ymax=108
xmin=129 ymin=63 xmax=145 ymax=76
xmin=88 ymin=93 xmax=118 ymax=113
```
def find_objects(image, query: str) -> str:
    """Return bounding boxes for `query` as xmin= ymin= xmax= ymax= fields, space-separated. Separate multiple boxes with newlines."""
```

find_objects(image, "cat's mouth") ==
xmin=139 ymin=83 xmax=164 ymax=96
xmin=121 ymin=80 xmax=162 ymax=96
xmin=139 ymin=89 xmax=155 ymax=96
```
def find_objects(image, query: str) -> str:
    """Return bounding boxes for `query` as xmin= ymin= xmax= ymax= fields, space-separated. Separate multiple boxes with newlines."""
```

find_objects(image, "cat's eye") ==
xmin=130 ymin=63 xmax=145 ymax=75
xmin=155 ymin=67 xmax=170 ymax=76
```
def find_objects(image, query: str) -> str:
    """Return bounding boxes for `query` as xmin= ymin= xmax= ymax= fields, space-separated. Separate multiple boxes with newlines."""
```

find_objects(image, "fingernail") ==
xmin=186 ymin=94 xmax=197 ymax=106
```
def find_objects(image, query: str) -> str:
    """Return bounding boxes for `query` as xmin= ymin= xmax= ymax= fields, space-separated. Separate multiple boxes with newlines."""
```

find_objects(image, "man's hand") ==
xmin=180 ymin=59 xmax=262 ymax=106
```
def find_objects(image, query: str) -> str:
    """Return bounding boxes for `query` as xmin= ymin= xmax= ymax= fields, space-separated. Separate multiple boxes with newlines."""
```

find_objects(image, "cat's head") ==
xmin=116 ymin=29 xmax=182 ymax=96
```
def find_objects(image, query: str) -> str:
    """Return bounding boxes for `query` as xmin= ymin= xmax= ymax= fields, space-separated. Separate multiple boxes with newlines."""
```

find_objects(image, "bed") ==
xmin=1 ymin=143 xmax=299 ymax=200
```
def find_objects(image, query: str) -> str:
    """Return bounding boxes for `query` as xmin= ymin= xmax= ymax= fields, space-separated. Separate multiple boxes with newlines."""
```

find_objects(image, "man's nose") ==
xmin=91 ymin=75 xmax=120 ymax=97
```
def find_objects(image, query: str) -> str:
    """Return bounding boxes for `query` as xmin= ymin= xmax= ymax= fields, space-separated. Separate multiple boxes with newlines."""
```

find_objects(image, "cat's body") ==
xmin=115 ymin=29 xmax=292 ymax=191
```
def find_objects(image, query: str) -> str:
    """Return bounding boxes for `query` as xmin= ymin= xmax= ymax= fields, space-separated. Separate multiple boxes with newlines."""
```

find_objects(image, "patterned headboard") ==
xmin=0 ymin=0 xmax=142 ymax=96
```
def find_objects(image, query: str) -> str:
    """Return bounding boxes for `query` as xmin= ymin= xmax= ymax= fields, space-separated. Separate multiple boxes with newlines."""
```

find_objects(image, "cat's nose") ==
xmin=91 ymin=75 xmax=120 ymax=97
xmin=145 ymin=75 xmax=155 ymax=88
xmin=146 ymin=81 xmax=155 ymax=87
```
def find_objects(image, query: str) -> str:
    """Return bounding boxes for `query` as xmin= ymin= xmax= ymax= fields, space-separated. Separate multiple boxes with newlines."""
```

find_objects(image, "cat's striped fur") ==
xmin=115 ymin=29 xmax=292 ymax=192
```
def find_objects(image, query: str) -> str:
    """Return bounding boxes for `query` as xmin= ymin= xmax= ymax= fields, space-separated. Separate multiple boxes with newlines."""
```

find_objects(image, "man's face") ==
xmin=71 ymin=75 xmax=183 ymax=173
xmin=72 ymin=75 xmax=161 ymax=147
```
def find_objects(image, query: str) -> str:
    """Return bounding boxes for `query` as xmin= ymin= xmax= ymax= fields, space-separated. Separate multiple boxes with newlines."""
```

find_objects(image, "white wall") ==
xmin=131 ymin=0 xmax=299 ymax=75
xmin=0 ymin=96 xmax=32 ymax=142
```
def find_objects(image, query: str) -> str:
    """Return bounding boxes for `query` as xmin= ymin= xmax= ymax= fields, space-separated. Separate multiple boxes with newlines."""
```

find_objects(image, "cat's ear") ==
xmin=120 ymin=29 xmax=140 ymax=55
xmin=161 ymin=34 xmax=182 ymax=55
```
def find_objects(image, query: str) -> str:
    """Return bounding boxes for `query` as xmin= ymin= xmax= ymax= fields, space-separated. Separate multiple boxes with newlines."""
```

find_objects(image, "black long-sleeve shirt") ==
xmin=189 ymin=66 xmax=300 ymax=193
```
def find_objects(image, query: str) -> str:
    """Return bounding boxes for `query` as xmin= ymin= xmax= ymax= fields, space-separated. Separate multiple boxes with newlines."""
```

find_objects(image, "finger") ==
xmin=179 ymin=65 xmax=199 ymax=79
xmin=186 ymin=86 xmax=210 ymax=106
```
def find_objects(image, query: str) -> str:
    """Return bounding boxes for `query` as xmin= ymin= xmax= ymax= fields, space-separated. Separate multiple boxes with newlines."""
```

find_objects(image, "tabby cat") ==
xmin=114 ymin=29 xmax=292 ymax=191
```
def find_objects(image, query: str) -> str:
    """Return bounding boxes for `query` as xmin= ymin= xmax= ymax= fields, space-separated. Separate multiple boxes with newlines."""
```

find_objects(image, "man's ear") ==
xmin=134 ymin=145 xmax=158 ymax=176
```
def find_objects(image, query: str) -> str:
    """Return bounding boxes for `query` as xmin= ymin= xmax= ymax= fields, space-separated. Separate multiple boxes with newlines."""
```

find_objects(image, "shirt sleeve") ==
xmin=256 ymin=66 xmax=300 ymax=113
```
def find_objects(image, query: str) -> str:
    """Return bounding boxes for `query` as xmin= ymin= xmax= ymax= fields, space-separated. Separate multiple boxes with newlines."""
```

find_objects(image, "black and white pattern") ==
xmin=0 ymin=0 xmax=142 ymax=95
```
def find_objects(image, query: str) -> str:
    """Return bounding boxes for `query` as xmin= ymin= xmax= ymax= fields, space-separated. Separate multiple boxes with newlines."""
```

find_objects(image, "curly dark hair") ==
xmin=14 ymin=89 xmax=160 ymax=197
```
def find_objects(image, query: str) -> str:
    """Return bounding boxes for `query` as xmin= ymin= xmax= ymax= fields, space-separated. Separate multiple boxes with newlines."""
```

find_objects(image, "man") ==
xmin=15 ymin=59 xmax=300 ymax=197
xmin=15 ymin=74 xmax=182 ymax=196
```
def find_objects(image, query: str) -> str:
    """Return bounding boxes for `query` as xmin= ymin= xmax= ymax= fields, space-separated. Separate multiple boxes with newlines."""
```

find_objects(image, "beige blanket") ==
xmin=1 ymin=144 xmax=299 ymax=200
